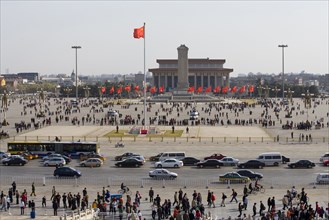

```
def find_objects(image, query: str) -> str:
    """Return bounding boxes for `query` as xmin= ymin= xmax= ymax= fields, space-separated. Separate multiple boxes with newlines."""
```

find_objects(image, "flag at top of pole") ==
xmin=133 ymin=26 xmax=144 ymax=39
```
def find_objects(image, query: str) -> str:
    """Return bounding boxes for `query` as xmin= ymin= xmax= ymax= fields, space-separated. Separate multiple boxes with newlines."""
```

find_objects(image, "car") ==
xmin=149 ymin=169 xmax=178 ymax=179
xmin=108 ymin=110 xmax=119 ymax=117
xmin=288 ymin=160 xmax=315 ymax=169
xmin=54 ymin=167 xmax=81 ymax=178
xmin=320 ymin=152 xmax=329 ymax=162
xmin=2 ymin=157 xmax=28 ymax=166
xmin=220 ymin=157 xmax=239 ymax=166
xmin=323 ymin=160 xmax=329 ymax=166
xmin=237 ymin=160 xmax=265 ymax=169
xmin=0 ymin=151 xmax=10 ymax=160
xmin=316 ymin=173 xmax=329 ymax=184
xmin=219 ymin=172 xmax=250 ymax=183
xmin=43 ymin=154 xmax=71 ymax=163
xmin=236 ymin=170 xmax=263 ymax=180
xmin=196 ymin=159 xmax=223 ymax=168
xmin=155 ymin=158 xmax=183 ymax=168
xmin=80 ymin=153 xmax=106 ymax=161
xmin=115 ymin=152 xmax=139 ymax=161
xmin=129 ymin=155 xmax=146 ymax=163
xmin=149 ymin=153 xmax=163 ymax=162
xmin=204 ymin=153 xmax=226 ymax=160
xmin=181 ymin=157 xmax=200 ymax=166
xmin=43 ymin=157 xmax=66 ymax=167
xmin=20 ymin=152 xmax=39 ymax=160
xmin=79 ymin=158 xmax=103 ymax=167
xmin=1 ymin=155 xmax=25 ymax=163
xmin=115 ymin=158 xmax=144 ymax=167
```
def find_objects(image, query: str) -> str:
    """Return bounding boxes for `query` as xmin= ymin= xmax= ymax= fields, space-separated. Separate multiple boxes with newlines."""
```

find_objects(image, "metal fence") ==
xmin=8 ymin=135 xmax=328 ymax=144
xmin=1 ymin=175 xmax=327 ymax=190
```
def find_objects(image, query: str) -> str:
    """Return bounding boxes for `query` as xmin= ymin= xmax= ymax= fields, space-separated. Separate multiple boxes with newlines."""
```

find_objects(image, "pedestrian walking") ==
xmin=252 ymin=203 xmax=257 ymax=217
xmin=230 ymin=189 xmax=238 ymax=203
xmin=53 ymin=199 xmax=58 ymax=216
xmin=238 ymin=202 xmax=243 ymax=217
xmin=30 ymin=182 xmax=36 ymax=196
xmin=211 ymin=192 xmax=216 ymax=208
xmin=220 ymin=192 xmax=227 ymax=207
xmin=149 ymin=187 xmax=154 ymax=203
xmin=20 ymin=199 xmax=25 ymax=215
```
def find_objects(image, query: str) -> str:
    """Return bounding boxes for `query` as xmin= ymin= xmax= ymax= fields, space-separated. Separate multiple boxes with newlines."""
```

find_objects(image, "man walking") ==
xmin=149 ymin=187 xmax=154 ymax=203
xmin=30 ymin=182 xmax=36 ymax=196
xmin=230 ymin=189 xmax=238 ymax=203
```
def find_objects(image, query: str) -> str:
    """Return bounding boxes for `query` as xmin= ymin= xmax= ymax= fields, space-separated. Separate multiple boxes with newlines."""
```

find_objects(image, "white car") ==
xmin=80 ymin=158 xmax=103 ymax=167
xmin=320 ymin=152 xmax=329 ymax=162
xmin=108 ymin=110 xmax=119 ymax=117
xmin=155 ymin=158 xmax=183 ymax=168
xmin=316 ymin=173 xmax=329 ymax=184
xmin=43 ymin=157 xmax=66 ymax=167
xmin=149 ymin=169 xmax=178 ymax=179
xmin=220 ymin=157 xmax=239 ymax=166
xmin=42 ymin=153 xmax=63 ymax=161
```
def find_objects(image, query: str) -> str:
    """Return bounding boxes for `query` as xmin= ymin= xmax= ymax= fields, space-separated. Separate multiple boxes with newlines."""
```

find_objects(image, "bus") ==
xmin=7 ymin=141 xmax=100 ymax=158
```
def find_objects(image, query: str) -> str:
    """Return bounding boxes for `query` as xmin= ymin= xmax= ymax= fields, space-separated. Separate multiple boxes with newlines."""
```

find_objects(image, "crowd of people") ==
xmin=1 ymin=180 xmax=328 ymax=220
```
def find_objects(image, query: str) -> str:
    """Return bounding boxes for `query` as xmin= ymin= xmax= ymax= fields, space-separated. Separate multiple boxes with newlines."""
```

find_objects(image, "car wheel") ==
xmin=135 ymin=164 xmax=139 ymax=168
xmin=274 ymin=162 xmax=279 ymax=166
xmin=4 ymin=163 xmax=8 ymax=166
xmin=45 ymin=163 xmax=49 ymax=167
xmin=118 ymin=164 xmax=122 ymax=167
xmin=292 ymin=165 xmax=295 ymax=168
xmin=157 ymin=164 xmax=162 ymax=168
xmin=74 ymin=175 xmax=78 ymax=178
xmin=241 ymin=165 xmax=245 ymax=169
xmin=307 ymin=165 xmax=311 ymax=168
xmin=19 ymin=163 xmax=23 ymax=166
xmin=82 ymin=163 xmax=86 ymax=167
xmin=96 ymin=164 xmax=100 ymax=167
xmin=55 ymin=174 xmax=60 ymax=178
xmin=216 ymin=165 xmax=220 ymax=168
xmin=174 ymin=164 xmax=178 ymax=168
xmin=59 ymin=163 xmax=63 ymax=167
xmin=199 ymin=165 xmax=203 ymax=168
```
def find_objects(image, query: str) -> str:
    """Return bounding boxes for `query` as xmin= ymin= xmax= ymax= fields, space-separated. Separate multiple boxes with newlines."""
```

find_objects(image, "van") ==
xmin=320 ymin=152 xmax=329 ymax=162
xmin=316 ymin=173 xmax=329 ymax=184
xmin=257 ymin=152 xmax=283 ymax=166
xmin=159 ymin=152 xmax=186 ymax=161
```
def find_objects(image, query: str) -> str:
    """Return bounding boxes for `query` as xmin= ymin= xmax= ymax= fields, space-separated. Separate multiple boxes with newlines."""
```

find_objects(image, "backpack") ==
xmin=233 ymin=192 xmax=237 ymax=197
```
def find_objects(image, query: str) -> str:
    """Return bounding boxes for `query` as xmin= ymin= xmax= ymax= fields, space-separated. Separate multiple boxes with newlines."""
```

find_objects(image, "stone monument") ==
xmin=175 ymin=44 xmax=189 ymax=94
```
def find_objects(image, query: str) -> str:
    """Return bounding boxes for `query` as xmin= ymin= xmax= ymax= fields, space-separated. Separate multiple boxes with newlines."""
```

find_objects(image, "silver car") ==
xmin=149 ymin=169 xmax=178 ymax=179
xmin=43 ymin=157 xmax=66 ymax=167
xmin=79 ymin=158 xmax=103 ymax=167
xmin=220 ymin=157 xmax=239 ymax=166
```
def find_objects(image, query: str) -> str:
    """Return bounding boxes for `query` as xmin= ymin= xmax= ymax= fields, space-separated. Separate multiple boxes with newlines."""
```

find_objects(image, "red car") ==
xmin=323 ymin=160 xmax=329 ymax=166
xmin=204 ymin=153 xmax=226 ymax=160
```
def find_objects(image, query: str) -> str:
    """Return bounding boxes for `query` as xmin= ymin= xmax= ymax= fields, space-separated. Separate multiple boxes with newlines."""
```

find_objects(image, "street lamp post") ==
xmin=278 ymin=45 xmax=288 ymax=101
xmin=72 ymin=46 xmax=81 ymax=104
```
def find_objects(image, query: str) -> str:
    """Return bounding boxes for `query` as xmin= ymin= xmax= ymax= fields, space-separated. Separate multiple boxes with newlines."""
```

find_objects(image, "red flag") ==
xmin=239 ymin=86 xmax=246 ymax=93
xmin=187 ymin=86 xmax=195 ymax=92
xmin=231 ymin=86 xmax=237 ymax=93
xmin=133 ymin=26 xmax=144 ymax=39
xmin=196 ymin=86 xmax=203 ymax=93
xmin=124 ymin=85 xmax=131 ymax=92
xmin=205 ymin=86 xmax=212 ymax=93
xmin=150 ymin=86 xmax=156 ymax=94
xmin=134 ymin=85 xmax=139 ymax=91
xmin=249 ymin=85 xmax=254 ymax=93
xmin=101 ymin=87 xmax=106 ymax=94
xmin=213 ymin=86 xmax=220 ymax=93
xmin=109 ymin=86 xmax=114 ymax=94
xmin=159 ymin=86 xmax=164 ymax=93
xmin=117 ymin=86 xmax=122 ymax=94
xmin=222 ymin=86 xmax=229 ymax=93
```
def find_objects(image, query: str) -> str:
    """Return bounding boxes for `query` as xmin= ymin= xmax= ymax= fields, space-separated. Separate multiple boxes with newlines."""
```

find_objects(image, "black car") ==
xmin=237 ymin=160 xmax=265 ymax=169
xmin=149 ymin=153 xmax=163 ymax=162
xmin=54 ymin=167 xmax=81 ymax=178
xmin=115 ymin=152 xmax=138 ymax=161
xmin=115 ymin=158 xmax=144 ymax=167
xmin=2 ymin=157 xmax=28 ymax=166
xmin=181 ymin=157 xmax=200 ymax=166
xmin=288 ymin=160 xmax=316 ymax=169
xmin=236 ymin=170 xmax=263 ymax=179
xmin=196 ymin=159 xmax=223 ymax=168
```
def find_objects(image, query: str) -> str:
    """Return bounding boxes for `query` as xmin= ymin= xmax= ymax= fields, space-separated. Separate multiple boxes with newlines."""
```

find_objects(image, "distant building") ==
xmin=149 ymin=58 xmax=233 ymax=91
xmin=17 ymin=72 xmax=39 ymax=82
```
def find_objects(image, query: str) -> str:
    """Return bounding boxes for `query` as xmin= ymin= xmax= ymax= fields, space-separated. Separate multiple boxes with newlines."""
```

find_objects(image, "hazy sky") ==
xmin=1 ymin=1 xmax=328 ymax=76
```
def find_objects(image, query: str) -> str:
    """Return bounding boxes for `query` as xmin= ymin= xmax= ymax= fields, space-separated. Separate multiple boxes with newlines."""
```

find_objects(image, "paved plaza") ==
xmin=0 ymin=97 xmax=328 ymax=219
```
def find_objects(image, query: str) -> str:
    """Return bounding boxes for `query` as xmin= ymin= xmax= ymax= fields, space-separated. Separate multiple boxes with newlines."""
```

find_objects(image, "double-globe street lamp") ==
xmin=72 ymin=46 xmax=82 ymax=104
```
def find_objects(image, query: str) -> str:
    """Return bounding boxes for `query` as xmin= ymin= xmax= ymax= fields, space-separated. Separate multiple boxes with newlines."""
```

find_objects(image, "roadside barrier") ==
xmin=0 ymin=175 xmax=326 ymax=189
xmin=9 ymin=135 xmax=328 ymax=144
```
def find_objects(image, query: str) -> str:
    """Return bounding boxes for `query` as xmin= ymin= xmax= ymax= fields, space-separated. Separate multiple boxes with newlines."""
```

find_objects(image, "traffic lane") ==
xmin=0 ymin=160 xmax=326 ymax=185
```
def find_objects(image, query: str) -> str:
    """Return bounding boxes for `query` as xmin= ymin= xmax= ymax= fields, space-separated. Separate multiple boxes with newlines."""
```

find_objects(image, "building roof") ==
xmin=156 ymin=58 xmax=226 ymax=65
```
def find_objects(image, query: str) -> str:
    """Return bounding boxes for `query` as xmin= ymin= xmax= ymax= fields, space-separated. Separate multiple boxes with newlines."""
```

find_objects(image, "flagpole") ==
xmin=143 ymin=22 xmax=147 ymax=130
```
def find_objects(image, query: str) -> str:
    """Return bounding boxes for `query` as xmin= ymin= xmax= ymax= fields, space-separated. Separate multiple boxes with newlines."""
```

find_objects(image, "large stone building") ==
xmin=149 ymin=48 xmax=233 ymax=91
